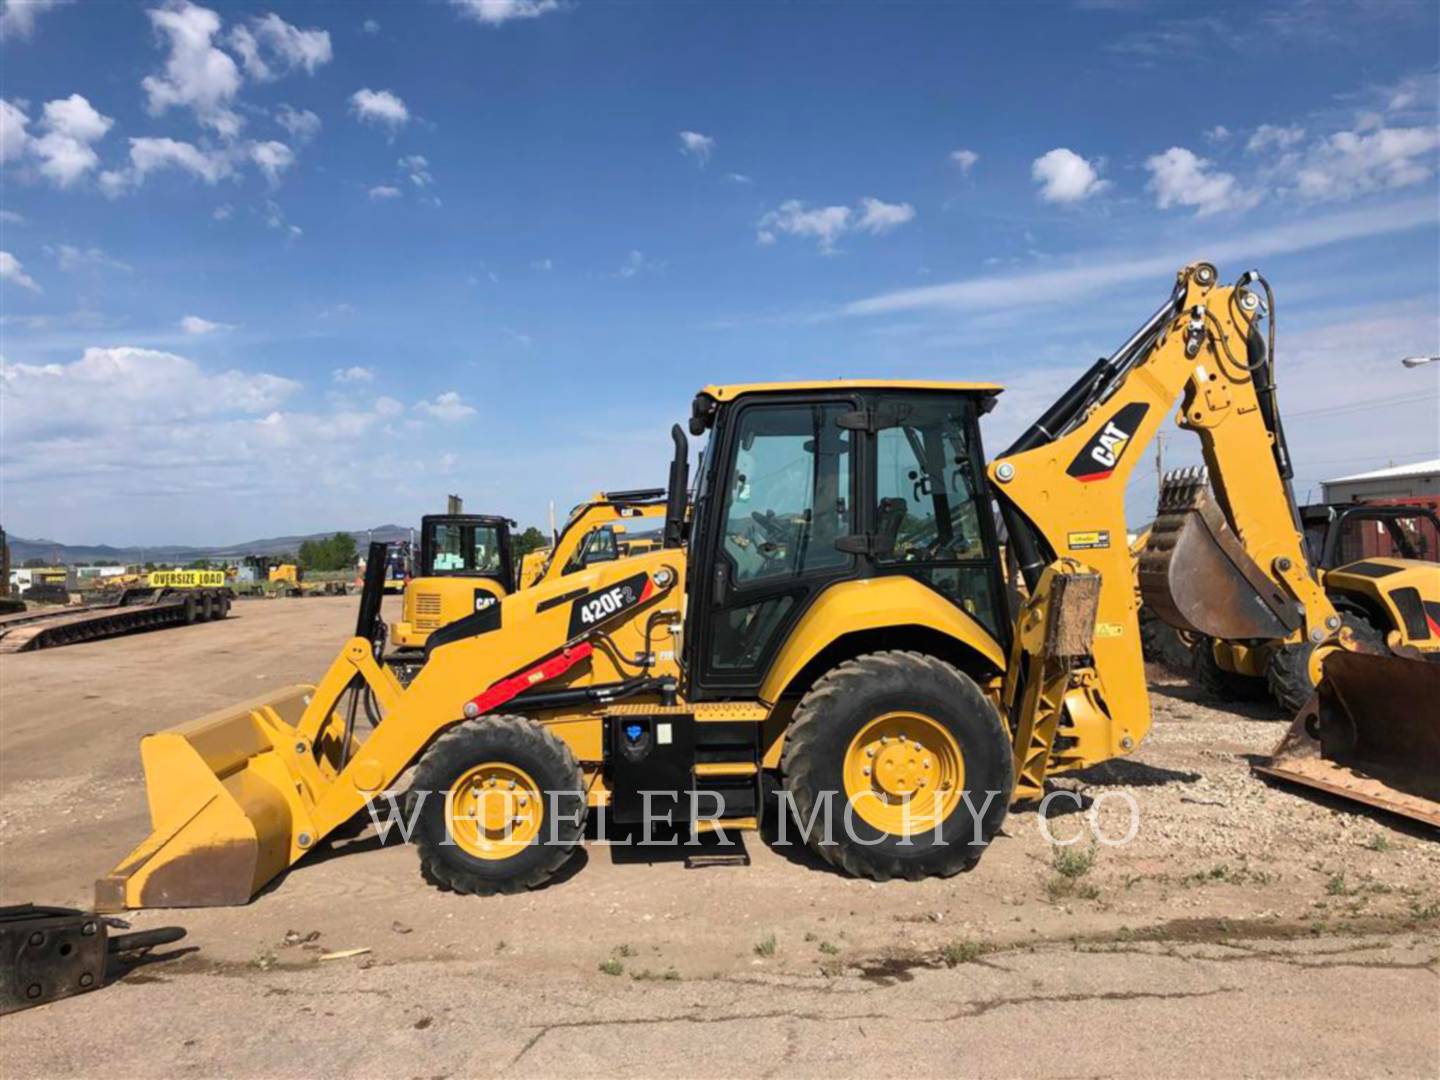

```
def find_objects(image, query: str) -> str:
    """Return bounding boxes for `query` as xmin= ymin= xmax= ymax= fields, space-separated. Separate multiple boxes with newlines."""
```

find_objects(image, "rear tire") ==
xmin=781 ymin=651 xmax=1012 ymax=882
xmin=1265 ymin=613 xmax=1384 ymax=715
xmin=1193 ymin=637 xmax=1268 ymax=702
xmin=411 ymin=715 xmax=586 ymax=896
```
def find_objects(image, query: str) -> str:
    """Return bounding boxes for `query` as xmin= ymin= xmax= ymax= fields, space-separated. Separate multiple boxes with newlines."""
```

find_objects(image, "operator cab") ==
xmin=676 ymin=380 xmax=1008 ymax=700
xmin=419 ymin=514 xmax=515 ymax=589
xmin=1300 ymin=503 xmax=1440 ymax=569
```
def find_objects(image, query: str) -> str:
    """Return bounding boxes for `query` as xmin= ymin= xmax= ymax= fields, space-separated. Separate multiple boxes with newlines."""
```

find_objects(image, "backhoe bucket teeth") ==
xmin=95 ymin=686 xmax=325 ymax=910
xmin=1255 ymin=650 xmax=1440 ymax=829
xmin=1138 ymin=468 xmax=1298 ymax=641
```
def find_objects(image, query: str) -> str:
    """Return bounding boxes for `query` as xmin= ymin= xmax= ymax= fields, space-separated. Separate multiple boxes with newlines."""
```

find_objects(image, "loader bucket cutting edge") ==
xmin=1255 ymin=650 xmax=1440 ymax=830
xmin=95 ymin=685 xmax=326 ymax=911
xmin=1138 ymin=470 xmax=1298 ymax=641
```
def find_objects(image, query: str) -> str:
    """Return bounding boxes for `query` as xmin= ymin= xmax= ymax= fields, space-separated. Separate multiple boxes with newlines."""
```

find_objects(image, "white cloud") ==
xmin=101 ymin=136 xmax=234 ymax=195
xmin=211 ymin=203 xmax=232 ymax=221
xmin=0 ymin=250 xmax=40 ymax=292
xmin=856 ymin=196 xmax=916 ymax=234
xmin=180 ymin=314 xmax=233 ymax=334
xmin=1145 ymin=146 xmax=1260 ymax=217
xmin=530 ymin=258 xmax=552 ymax=271
xmin=757 ymin=196 xmax=915 ymax=252
xmin=843 ymin=195 xmax=1438 ymax=318
xmin=333 ymin=366 xmax=374 ymax=383
xmin=0 ymin=0 xmax=67 ymax=41
xmin=228 ymin=12 xmax=332 ymax=81
xmin=368 ymin=184 xmax=401 ymax=200
xmin=949 ymin=148 xmax=979 ymax=173
xmin=414 ymin=390 xmax=476 ymax=421
xmin=616 ymin=249 xmax=660 ymax=278
xmin=1 ymin=348 xmax=298 ymax=441
xmin=1031 ymin=147 xmax=1110 ymax=203
xmin=0 ymin=209 xmax=23 ymax=224
xmin=398 ymin=153 xmax=432 ymax=187
xmin=1246 ymin=123 xmax=1306 ymax=154
xmin=1 ymin=93 xmax=112 ymax=188
xmin=141 ymin=1 xmax=244 ymax=137
xmin=1205 ymin=125 xmax=1231 ymax=143
xmin=451 ymin=0 xmax=561 ymax=26
xmin=678 ymin=130 xmax=715 ymax=165
xmin=1290 ymin=125 xmax=1440 ymax=201
xmin=49 ymin=244 xmax=131 ymax=273
xmin=725 ymin=172 xmax=752 ymax=184
xmin=275 ymin=105 xmax=320 ymax=143
xmin=249 ymin=139 xmax=295 ymax=186
xmin=350 ymin=88 xmax=408 ymax=131
xmin=361 ymin=17 xmax=380 ymax=35
xmin=0 ymin=99 xmax=29 ymax=163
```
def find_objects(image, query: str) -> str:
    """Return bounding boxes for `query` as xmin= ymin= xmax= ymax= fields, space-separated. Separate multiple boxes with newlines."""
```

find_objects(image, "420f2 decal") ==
xmin=566 ymin=571 xmax=656 ymax=638
xmin=1066 ymin=402 xmax=1150 ymax=483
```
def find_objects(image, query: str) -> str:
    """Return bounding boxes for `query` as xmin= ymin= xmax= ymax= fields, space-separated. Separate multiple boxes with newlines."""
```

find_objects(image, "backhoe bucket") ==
xmin=1138 ymin=468 xmax=1299 ymax=641
xmin=95 ymin=686 xmax=324 ymax=910
xmin=1255 ymin=650 xmax=1440 ymax=829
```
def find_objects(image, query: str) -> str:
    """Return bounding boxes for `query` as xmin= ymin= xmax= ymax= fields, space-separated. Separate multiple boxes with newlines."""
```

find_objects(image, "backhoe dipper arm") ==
xmin=988 ymin=262 xmax=1337 ymax=768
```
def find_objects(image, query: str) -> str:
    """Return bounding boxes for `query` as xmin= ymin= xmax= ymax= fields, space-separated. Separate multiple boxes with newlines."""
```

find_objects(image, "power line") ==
xmin=1286 ymin=390 xmax=1439 ymax=420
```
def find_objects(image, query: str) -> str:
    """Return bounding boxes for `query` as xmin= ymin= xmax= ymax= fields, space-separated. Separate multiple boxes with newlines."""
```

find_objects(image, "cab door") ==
xmin=688 ymin=395 xmax=859 ymax=696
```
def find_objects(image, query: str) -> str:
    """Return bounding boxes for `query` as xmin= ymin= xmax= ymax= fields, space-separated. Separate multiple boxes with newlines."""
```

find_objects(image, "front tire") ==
xmin=1265 ymin=613 xmax=1383 ymax=715
xmin=411 ymin=715 xmax=586 ymax=896
xmin=781 ymin=651 xmax=1012 ymax=882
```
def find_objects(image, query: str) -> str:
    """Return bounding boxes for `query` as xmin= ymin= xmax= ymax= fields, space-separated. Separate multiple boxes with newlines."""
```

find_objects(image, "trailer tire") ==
xmin=411 ymin=715 xmax=586 ymax=896
xmin=781 ymin=651 xmax=1011 ymax=882
xmin=182 ymin=595 xmax=197 ymax=625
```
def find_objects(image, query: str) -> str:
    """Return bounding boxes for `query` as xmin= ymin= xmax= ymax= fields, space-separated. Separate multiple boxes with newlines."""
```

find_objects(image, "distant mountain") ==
xmin=7 ymin=525 xmax=415 ymax=566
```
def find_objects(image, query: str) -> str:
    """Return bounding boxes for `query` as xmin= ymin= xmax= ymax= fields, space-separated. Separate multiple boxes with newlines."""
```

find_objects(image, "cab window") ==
xmin=429 ymin=523 xmax=503 ymax=576
xmin=720 ymin=403 xmax=852 ymax=586
xmin=872 ymin=396 xmax=997 ymax=633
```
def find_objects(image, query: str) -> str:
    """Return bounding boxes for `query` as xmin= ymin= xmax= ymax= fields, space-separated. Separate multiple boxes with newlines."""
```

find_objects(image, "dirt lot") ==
xmin=2 ymin=597 xmax=1437 ymax=1077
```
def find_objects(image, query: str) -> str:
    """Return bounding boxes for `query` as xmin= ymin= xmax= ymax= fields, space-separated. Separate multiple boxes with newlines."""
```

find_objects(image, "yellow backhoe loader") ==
xmin=516 ymin=489 xmax=669 ymax=589
xmin=1169 ymin=496 xmax=1440 ymax=712
xmin=97 ymin=262 xmax=1433 ymax=910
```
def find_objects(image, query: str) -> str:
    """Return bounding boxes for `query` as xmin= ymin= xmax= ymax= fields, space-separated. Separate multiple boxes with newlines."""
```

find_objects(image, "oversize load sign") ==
xmin=148 ymin=570 xmax=226 ymax=588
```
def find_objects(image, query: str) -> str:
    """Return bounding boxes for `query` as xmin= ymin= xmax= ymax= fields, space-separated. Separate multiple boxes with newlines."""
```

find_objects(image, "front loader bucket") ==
xmin=96 ymin=686 xmax=322 ymax=910
xmin=1138 ymin=468 xmax=1299 ymax=641
xmin=1255 ymin=650 xmax=1440 ymax=829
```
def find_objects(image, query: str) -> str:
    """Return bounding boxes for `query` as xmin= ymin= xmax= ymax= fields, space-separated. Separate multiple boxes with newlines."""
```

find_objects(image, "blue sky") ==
xmin=1 ymin=0 xmax=1437 ymax=545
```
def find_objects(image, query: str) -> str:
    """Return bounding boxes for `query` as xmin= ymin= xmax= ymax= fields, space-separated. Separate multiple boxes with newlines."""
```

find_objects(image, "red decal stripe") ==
xmin=1077 ymin=470 xmax=1113 ymax=483
xmin=463 ymin=642 xmax=594 ymax=716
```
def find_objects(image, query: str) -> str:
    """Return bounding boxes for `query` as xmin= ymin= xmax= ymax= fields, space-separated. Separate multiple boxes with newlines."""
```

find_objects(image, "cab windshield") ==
xmin=426 ymin=522 xmax=504 ymax=577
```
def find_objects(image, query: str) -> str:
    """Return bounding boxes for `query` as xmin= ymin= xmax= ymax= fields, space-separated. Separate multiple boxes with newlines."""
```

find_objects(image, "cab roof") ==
xmin=700 ymin=379 xmax=1004 ymax=401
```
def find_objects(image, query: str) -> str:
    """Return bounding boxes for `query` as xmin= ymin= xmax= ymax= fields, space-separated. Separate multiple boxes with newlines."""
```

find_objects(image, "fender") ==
xmin=757 ymin=576 xmax=1006 ymax=708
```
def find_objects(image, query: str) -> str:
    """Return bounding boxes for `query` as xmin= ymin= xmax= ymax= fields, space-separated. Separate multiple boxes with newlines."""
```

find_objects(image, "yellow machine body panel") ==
xmin=392 ymin=577 xmax=509 ymax=649
xmin=1323 ymin=558 xmax=1440 ymax=654
xmin=517 ymin=548 xmax=551 ymax=589
xmin=268 ymin=564 xmax=300 ymax=586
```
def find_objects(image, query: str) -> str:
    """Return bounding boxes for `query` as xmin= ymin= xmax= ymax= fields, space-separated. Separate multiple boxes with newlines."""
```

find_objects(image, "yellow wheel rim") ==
xmin=842 ymin=711 xmax=964 ymax=837
xmin=447 ymin=762 xmax=544 ymax=860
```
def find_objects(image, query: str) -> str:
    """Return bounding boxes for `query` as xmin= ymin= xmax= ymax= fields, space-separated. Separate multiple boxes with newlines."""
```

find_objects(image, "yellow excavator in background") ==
xmin=97 ymin=262 xmax=1436 ymax=910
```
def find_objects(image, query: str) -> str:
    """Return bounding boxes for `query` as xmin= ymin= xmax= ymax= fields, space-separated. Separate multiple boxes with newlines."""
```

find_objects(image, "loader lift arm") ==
xmin=990 ymin=262 xmax=1338 ymax=789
